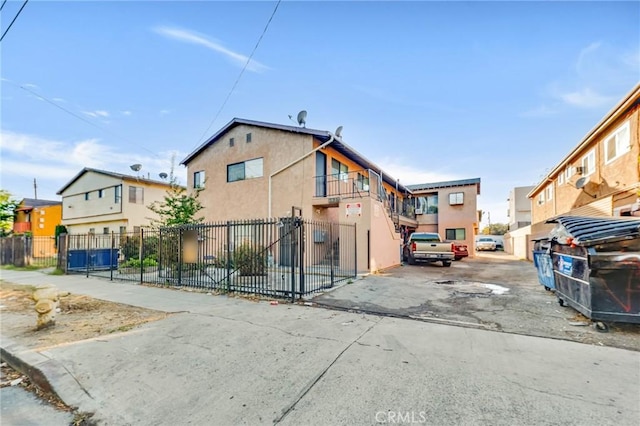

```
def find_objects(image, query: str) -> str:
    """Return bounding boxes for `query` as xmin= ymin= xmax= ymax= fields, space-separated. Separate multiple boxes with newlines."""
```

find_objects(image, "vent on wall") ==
xmin=575 ymin=166 xmax=584 ymax=175
xmin=415 ymin=208 xmax=424 ymax=215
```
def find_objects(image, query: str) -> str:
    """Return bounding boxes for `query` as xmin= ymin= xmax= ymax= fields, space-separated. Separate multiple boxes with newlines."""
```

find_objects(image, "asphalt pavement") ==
xmin=1 ymin=269 xmax=639 ymax=426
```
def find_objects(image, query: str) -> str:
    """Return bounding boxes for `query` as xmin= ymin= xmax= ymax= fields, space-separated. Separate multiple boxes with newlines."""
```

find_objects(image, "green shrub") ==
xmin=233 ymin=243 xmax=266 ymax=276
xmin=120 ymin=257 xmax=158 ymax=269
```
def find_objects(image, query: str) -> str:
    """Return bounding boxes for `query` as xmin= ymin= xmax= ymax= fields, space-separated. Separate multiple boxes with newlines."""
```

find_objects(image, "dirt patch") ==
xmin=0 ymin=282 xmax=169 ymax=350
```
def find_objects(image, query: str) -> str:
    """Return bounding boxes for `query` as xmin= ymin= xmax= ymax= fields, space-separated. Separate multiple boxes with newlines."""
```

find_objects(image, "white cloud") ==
xmin=153 ymin=26 xmax=268 ymax=73
xmin=373 ymin=157 xmax=458 ymax=186
xmin=52 ymin=97 xmax=66 ymax=103
xmin=159 ymin=109 xmax=171 ymax=116
xmin=558 ymin=87 xmax=615 ymax=109
xmin=82 ymin=110 xmax=110 ymax=118
xmin=22 ymin=83 xmax=39 ymax=89
xmin=576 ymin=41 xmax=602 ymax=73
xmin=121 ymin=110 xmax=132 ymax=116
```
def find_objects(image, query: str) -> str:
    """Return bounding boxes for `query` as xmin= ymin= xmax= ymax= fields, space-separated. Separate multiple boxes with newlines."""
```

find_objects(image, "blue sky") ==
xmin=1 ymin=0 xmax=639 ymax=226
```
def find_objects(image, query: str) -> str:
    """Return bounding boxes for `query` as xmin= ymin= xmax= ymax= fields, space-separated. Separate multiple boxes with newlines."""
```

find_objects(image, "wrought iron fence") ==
xmin=64 ymin=218 xmax=357 ymax=300
xmin=0 ymin=235 xmax=61 ymax=269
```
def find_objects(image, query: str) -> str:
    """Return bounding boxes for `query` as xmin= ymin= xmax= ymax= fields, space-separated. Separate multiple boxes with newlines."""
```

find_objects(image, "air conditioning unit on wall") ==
xmin=415 ymin=208 xmax=423 ymax=215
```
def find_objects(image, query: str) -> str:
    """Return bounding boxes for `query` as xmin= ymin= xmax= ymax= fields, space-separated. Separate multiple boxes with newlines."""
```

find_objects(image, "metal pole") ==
xmin=290 ymin=209 xmax=296 ymax=303
xmin=226 ymin=221 xmax=231 ymax=292
xmin=354 ymin=223 xmax=357 ymax=276
xmin=110 ymin=231 xmax=115 ymax=281
xmin=178 ymin=228 xmax=183 ymax=286
xmin=85 ymin=234 xmax=90 ymax=278
xmin=330 ymin=223 xmax=334 ymax=286
xmin=140 ymin=228 xmax=144 ymax=284
xmin=299 ymin=218 xmax=304 ymax=295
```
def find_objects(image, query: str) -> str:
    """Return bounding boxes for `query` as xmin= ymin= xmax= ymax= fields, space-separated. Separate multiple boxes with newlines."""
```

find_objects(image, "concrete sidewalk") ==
xmin=1 ymin=270 xmax=639 ymax=425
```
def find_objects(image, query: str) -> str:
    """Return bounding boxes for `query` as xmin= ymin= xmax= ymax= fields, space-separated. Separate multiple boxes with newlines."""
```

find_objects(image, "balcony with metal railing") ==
xmin=313 ymin=169 xmax=417 ymax=226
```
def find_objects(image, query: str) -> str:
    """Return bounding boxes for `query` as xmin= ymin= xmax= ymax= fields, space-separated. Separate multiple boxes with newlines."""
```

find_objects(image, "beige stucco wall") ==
xmin=187 ymin=125 xmax=316 ymax=221
xmin=504 ymin=225 xmax=532 ymax=260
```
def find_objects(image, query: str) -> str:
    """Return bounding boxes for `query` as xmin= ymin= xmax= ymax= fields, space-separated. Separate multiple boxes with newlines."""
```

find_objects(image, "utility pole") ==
xmin=33 ymin=178 xmax=38 ymax=199
xmin=488 ymin=211 xmax=491 ymax=233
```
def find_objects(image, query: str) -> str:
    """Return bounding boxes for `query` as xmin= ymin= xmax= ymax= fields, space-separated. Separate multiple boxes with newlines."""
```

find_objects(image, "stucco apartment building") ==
xmin=508 ymin=83 xmax=639 ymax=259
xmin=181 ymin=118 xmax=480 ymax=273
xmin=12 ymin=198 xmax=62 ymax=257
xmin=57 ymin=168 xmax=176 ymax=235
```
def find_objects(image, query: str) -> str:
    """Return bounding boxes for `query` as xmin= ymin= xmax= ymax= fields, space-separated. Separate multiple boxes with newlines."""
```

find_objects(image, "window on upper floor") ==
xmin=85 ymin=192 xmax=90 ymax=201
xmin=356 ymin=173 xmax=369 ymax=191
xmin=227 ymin=158 xmax=264 ymax=182
xmin=604 ymin=121 xmax=630 ymax=164
xmin=103 ymin=227 xmax=109 ymax=234
xmin=331 ymin=159 xmax=348 ymax=182
xmin=194 ymin=171 xmax=205 ymax=189
xmin=98 ymin=189 xmax=104 ymax=198
xmin=545 ymin=185 xmax=553 ymax=201
xmin=558 ymin=172 xmax=564 ymax=185
xmin=565 ymin=166 xmax=574 ymax=182
xmin=581 ymin=150 xmax=595 ymax=176
xmin=246 ymin=133 xmax=252 ymax=143
xmin=416 ymin=195 xmax=438 ymax=214
xmin=445 ymin=228 xmax=466 ymax=240
xmin=119 ymin=226 xmax=127 ymax=234
xmin=537 ymin=192 xmax=545 ymax=205
xmin=229 ymin=137 xmax=235 ymax=147
xmin=449 ymin=192 xmax=464 ymax=205
xmin=129 ymin=186 xmax=144 ymax=204
xmin=115 ymin=185 xmax=122 ymax=203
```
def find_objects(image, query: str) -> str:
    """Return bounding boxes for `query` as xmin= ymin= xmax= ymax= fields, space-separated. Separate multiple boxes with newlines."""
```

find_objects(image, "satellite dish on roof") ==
xmin=575 ymin=176 xmax=589 ymax=189
xmin=130 ymin=164 xmax=142 ymax=172
xmin=335 ymin=126 xmax=343 ymax=138
xmin=297 ymin=110 xmax=307 ymax=127
xmin=159 ymin=172 xmax=168 ymax=180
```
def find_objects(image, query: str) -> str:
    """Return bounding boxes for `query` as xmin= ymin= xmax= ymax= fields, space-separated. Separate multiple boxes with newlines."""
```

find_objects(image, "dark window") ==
xmin=85 ymin=192 xmax=90 ymax=201
xmin=331 ymin=159 xmax=348 ymax=182
xmin=98 ymin=189 xmax=103 ymax=198
xmin=445 ymin=228 xmax=466 ymax=240
xmin=194 ymin=171 xmax=205 ymax=189
xmin=229 ymin=137 xmax=235 ymax=147
xmin=115 ymin=185 xmax=122 ymax=203
xmin=119 ymin=226 xmax=127 ymax=234
xmin=103 ymin=227 xmax=109 ymax=235
xmin=227 ymin=158 xmax=263 ymax=182
xmin=246 ymin=133 xmax=252 ymax=143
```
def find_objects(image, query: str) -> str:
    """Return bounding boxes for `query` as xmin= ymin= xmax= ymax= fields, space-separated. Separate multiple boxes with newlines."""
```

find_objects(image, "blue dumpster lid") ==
xmin=546 ymin=216 xmax=640 ymax=246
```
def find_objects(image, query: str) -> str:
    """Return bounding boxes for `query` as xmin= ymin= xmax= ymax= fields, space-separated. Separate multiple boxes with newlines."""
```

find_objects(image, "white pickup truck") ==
xmin=403 ymin=232 xmax=455 ymax=267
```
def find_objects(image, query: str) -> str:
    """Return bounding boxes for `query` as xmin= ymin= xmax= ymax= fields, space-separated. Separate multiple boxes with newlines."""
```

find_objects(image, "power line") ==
xmin=192 ymin=0 xmax=281 ymax=151
xmin=6 ymin=80 xmax=161 ymax=158
xmin=0 ymin=0 xmax=29 ymax=43
xmin=0 ymin=1 xmax=8 ymax=12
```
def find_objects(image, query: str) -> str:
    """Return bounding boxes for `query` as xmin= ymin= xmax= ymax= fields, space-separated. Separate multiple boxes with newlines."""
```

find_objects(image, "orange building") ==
xmin=13 ymin=198 xmax=63 ymax=257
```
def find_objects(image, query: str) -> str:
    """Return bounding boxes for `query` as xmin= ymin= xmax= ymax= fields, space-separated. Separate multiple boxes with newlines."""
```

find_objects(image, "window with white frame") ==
xmin=558 ymin=172 xmax=564 ymax=185
xmin=537 ymin=193 xmax=545 ymax=205
xmin=115 ymin=185 xmax=122 ymax=203
xmin=194 ymin=171 xmax=205 ymax=189
xmin=227 ymin=158 xmax=264 ymax=182
xmin=545 ymin=185 xmax=553 ymax=201
xmin=565 ymin=166 xmax=573 ymax=181
xmin=581 ymin=150 xmax=595 ymax=176
xmin=604 ymin=121 xmax=630 ymax=164
xmin=449 ymin=192 xmax=464 ymax=205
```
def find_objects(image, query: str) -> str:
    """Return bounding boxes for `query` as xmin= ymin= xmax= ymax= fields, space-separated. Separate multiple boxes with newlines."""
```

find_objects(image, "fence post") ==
xmin=226 ymin=221 xmax=231 ymax=293
xmin=85 ymin=234 xmax=90 ymax=278
xmin=290 ymin=218 xmax=296 ymax=303
xmin=299 ymin=219 xmax=305 ymax=295
xmin=140 ymin=228 xmax=144 ymax=284
xmin=178 ymin=227 xmax=183 ymax=286
xmin=110 ymin=231 xmax=115 ymax=281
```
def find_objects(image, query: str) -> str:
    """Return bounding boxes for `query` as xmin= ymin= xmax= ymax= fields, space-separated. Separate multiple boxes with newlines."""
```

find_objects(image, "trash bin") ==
xmin=68 ymin=248 xmax=119 ymax=271
xmin=546 ymin=215 xmax=640 ymax=329
xmin=532 ymin=238 xmax=555 ymax=291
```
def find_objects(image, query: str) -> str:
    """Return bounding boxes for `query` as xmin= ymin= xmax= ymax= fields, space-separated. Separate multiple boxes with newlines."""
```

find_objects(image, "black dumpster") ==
xmin=546 ymin=216 xmax=640 ymax=329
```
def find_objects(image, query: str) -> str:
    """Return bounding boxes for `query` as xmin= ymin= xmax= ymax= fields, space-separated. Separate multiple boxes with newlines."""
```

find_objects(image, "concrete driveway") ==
xmin=312 ymin=252 xmax=640 ymax=351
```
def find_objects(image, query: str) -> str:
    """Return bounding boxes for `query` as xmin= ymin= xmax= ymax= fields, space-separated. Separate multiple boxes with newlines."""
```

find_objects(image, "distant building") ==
xmin=507 ymin=186 xmax=534 ymax=231
xmin=12 ymin=198 xmax=62 ymax=257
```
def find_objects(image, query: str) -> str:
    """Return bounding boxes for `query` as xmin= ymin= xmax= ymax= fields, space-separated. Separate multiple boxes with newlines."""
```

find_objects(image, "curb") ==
xmin=0 ymin=336 xmax=97 ymax=415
